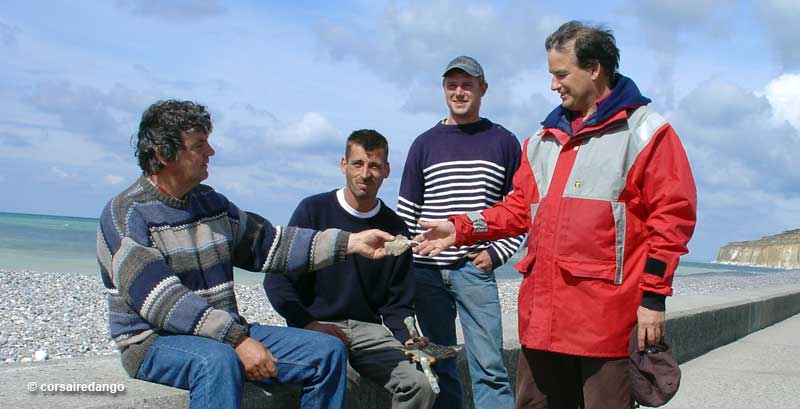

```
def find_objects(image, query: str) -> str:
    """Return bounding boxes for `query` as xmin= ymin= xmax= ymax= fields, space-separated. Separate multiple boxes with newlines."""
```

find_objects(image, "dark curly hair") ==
xmin=135 ymin=100 xmax=213 ymax=175
xmin=545 ymin=20 xmax=620 ymax=83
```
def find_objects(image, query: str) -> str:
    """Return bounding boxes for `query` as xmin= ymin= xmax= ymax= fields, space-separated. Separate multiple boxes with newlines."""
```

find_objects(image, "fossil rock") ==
xmin=384 ymin=235 xmax=418 ymax=256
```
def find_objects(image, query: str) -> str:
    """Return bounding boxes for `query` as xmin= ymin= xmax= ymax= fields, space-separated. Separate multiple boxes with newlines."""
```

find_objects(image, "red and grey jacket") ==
xmin=450 ymin=75 xmax=697 ymax=357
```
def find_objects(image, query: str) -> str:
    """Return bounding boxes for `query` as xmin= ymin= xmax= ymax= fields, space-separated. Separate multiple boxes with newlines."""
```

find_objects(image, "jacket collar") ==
xmin=541 ymin=74 xmax=651 ymax=139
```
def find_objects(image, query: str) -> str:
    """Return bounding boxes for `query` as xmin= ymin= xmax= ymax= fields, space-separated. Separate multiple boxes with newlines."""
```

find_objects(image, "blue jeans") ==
xmin=135 ymin=324 xmax=346 ymax=409
xmin=414 ymin=262 xmax=514 ymax=409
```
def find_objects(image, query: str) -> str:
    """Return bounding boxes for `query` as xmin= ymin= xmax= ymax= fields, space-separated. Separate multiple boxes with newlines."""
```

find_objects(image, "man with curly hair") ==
xmin=97 ymin=100 xmax=395 ymax=409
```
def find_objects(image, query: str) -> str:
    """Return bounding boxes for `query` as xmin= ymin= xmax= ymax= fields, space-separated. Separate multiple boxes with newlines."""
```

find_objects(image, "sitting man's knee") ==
xmin=396 ymin=367 xmax=436 ymax=404
xmin=414 ymin=368 xmax=434 ymax=392
xmin=202 ymin=343 xmax=241 ymax=370
xmin=318 ymin=333 xmax=347 ymax=358
xmin=394 ymin=364 xmax=434 ymax=393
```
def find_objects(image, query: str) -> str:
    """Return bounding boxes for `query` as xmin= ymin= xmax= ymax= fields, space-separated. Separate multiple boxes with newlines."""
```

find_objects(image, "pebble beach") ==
xmin=2 ymin=267 xmax=800 ymax=364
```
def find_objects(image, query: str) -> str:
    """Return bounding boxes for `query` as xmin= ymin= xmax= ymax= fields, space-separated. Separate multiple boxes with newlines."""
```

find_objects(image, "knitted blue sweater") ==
xmin=97 ymin=177 xmax=349 ymax=376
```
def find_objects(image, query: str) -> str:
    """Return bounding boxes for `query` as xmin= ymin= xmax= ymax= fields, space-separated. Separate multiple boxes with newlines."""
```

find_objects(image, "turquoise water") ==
xmin=0 ymin=212 xmax=100 ymax=274
xmin=0 ymin=212 xmax=787 ymax=285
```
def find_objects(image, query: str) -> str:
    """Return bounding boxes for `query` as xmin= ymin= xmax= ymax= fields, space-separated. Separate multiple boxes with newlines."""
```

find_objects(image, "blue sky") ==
xmin=2 ymin=0 xmax=799 ymax=261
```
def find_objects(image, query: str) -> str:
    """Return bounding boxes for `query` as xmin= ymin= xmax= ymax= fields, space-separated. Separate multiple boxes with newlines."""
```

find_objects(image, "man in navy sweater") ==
xmin=397 ymin=56 xmax=524 ymax=409
xmin=266 ymin=130 xmax=435 ymax=409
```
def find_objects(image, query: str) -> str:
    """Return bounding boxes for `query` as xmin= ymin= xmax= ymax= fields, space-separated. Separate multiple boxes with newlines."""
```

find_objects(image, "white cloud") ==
xmin=622 ymin=0 xmax=729 ymax=48
xmin=50 ymin=166 xmax=75 ymax=180
xmin=313 ymin=0 xmax=557 ymax=143
xmin=315 ymin=0 xmax=555 ymax=115
xmin=21 ymin=80 xmax=149 ymax=154
xmin=103 ymin=174 xmax=124 ymax=185
xmin=209 ymin=160 xmax=343 ymax=222
xmin=764 ymin=73 xmax=800 ymax=131
xmin=204 ymin=111 xmax=347 ymax=215
xmin=0 ymin=124 xmax=125 ymax=167
xmin=317 ymin=0 xmax=555 ymax=82
xmin=269 ymin=112 xmax=342 ymax=148
xmin=758 ymin=0 xmax=800 ymax=69
xmin=671 ymin=77 xmax=800 ymax=258
xmin=620 ymin=0 xmax=732 ymax=108
xmin=678 ymin=79 xmax=770 ymax=129
xmin=115 ymin=0 xmax=226 ymax=20
xmin=676 ymin=78 xmax=800 ymax=192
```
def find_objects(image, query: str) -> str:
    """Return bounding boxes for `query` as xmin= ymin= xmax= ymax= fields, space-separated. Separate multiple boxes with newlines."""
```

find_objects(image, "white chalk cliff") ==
xmin=716 ymin=229 xmax=800 ymax=269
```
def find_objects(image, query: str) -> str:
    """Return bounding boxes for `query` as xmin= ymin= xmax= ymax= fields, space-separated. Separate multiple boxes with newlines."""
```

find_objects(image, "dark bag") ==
xmin=628 ymin=326 xmax=681 ymax=407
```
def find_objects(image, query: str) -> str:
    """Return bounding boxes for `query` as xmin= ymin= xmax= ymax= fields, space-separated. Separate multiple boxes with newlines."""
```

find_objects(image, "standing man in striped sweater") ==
xmin=397 ymin=56 xmax=525 ymax=409
xmin=97 ymin=100 xmax=395 ymax=409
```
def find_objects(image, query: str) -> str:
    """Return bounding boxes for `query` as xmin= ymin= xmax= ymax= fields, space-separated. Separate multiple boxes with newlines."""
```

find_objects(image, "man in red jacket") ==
xmin=415 ymin=21 xmax=697 ymax=408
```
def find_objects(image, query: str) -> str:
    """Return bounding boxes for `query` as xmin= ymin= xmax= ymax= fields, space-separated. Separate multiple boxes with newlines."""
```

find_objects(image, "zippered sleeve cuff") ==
xmin=448 ymin=214 xmax=472 ymax=246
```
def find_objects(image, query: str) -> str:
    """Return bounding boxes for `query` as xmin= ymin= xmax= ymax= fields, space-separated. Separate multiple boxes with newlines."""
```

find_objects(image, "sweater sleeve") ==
xmin=485 ymin=134 xmax=527 ymax=269
xmin=452 ymin=136 xmax=538 ymax=245
xmin=397 ymin=140 xmax=425 ymax=237
xmin=263 ymin=199 xmax=317 ymax=328
xmin=103 ymin=207 xmax=248 ymax=347
xmin=230 ymin=202 xmax=350 ymax=281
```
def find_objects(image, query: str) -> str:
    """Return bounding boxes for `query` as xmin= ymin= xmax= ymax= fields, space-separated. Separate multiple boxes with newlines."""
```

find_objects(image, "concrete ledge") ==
xmin=666 ymin=284 xmax=800 ymax=363
xmin=2 ymin=284 xmax=799 ymax=408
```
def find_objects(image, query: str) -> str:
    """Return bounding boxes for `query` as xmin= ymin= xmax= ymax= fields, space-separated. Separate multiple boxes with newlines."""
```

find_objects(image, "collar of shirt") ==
xmin=336 ymin=188 xmax=381 ymax=218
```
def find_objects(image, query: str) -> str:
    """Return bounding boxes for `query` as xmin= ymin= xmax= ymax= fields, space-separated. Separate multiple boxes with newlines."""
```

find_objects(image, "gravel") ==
xmin=2 ymin=267 xmax=799 ymax=364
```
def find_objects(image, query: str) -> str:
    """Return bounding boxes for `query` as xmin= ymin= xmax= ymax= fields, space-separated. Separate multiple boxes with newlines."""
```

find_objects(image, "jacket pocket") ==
xmin=556 ymin=197 xmax=625 ymax=284
xmin=556 ymin=259 xmax=617 ymax=282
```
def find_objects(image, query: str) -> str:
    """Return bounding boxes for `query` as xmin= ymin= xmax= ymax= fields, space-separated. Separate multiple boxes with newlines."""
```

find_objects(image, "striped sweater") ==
xmin=96 ymin=177 xmax=349 ymax=376
xmin=398 ymin=118 xmax=526 ymax=268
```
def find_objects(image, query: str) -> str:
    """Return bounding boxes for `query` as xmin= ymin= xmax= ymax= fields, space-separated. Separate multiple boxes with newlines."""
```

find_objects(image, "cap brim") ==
xmin=443 ymin=65 xmax=482 ymax=77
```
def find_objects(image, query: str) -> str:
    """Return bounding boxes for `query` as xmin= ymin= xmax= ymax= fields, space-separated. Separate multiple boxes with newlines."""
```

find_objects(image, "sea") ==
xmin=0 ymin=211 xmax=787 ymax=286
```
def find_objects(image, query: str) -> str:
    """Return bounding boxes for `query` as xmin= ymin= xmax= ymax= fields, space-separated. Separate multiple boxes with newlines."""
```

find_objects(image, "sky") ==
xmin=1 ymin=0 xmax=799 ymax=261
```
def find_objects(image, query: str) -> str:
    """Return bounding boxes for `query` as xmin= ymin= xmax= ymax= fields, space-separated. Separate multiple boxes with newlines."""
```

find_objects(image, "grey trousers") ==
xmin=320 ymin=319 xmax=435 ymax=409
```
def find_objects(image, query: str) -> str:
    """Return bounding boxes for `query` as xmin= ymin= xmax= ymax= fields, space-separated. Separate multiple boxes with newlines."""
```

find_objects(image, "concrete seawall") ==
xmin=665 ymin=285 xmax=800 ymax=363
xmin=2 ymin=284 xmax=799 ymax=409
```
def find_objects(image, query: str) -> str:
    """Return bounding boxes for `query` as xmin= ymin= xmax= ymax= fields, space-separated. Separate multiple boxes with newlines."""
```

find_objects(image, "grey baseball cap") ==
xmin=443 ymin=55 xmax=484 ymax=78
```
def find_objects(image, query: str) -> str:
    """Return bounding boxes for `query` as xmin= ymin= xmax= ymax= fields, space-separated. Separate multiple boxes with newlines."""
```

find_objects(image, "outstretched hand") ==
xmin=413 ymin=220 xmax=456 ymax=257
xmin=347 ymin=229 xmax=395 ymax=259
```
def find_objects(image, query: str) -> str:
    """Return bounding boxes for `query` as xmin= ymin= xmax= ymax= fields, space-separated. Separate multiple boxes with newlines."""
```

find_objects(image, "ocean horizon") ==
xmin=0 ymin=211 xmax=788 ymax=285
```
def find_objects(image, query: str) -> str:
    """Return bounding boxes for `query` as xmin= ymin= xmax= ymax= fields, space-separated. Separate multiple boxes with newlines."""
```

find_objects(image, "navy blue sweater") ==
xmin=265 ymin=190 xmax=414 ymax=342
